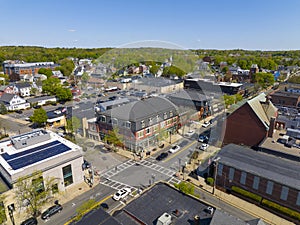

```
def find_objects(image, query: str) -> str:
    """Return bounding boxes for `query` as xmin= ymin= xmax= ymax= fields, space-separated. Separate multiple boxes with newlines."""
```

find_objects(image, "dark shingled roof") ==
xmin=114 ymin=183 xmax=213 ymax=225
xmin=218 ymin=144 xmax=300 ymax=190
xmin=0 ymin=93 xmax=15 ymax=103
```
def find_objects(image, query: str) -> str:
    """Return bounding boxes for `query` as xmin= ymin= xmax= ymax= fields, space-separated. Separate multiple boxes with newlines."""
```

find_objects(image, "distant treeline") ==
xmin=0 ymin=46 xmax=112 ymax=65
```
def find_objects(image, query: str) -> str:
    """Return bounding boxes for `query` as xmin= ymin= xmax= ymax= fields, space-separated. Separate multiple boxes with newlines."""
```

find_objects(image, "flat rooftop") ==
xmin=0 ymin=129 xmax=82 ymax=175
xmin=113 ymin=183 xmax=214 ymax=225
xmin=259 ymin=130 xmax=300 ymax=161
xmin=218 ymin=144 xmax=300 ymax=190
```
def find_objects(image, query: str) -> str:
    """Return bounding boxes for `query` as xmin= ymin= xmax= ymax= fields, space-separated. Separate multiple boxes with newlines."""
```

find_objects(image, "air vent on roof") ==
xmin=0 ymin=148 xmax=3 ymax=153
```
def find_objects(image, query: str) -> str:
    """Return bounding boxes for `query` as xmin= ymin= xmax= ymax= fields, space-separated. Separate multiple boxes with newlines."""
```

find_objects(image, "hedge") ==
xmin=262 ymin=199 xmax=300 ymax=221
xmin=206 ymin=177 xmax=214 ymax=186
xmin=231 ymin=186 xmax=262 ymax=202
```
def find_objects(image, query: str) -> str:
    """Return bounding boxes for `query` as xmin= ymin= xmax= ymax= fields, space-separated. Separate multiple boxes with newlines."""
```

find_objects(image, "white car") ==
xmin=200 ymin=143 xmax=209 ymax=151
xmin=113 ymin=188 xmax=131 ymax=201
xmin=204 ymin=206 xmax=214 ymax=215
xmin=185 ymin=130 xmax=195 ymax=137
xmin=202 ymin=121 xmax=210 ymax=128
xmin=169 ymin=145 xmax=180 ymax=153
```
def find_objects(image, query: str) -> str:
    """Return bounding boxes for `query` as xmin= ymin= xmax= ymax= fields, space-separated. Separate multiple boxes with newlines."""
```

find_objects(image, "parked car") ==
xmin=113 ymin=188 xmax=131 ymax=201
xmin=41 ymin=204 xmax=63 ymax=220
xmin=156 ymin=152 xmax=168 ymax=161
xmin=20 ymin=217 xmax=38 ymax=225
xmin=15 ymin=110 xmax=23 ymax=114
xmin=204 ymin=206 xmax=214 ymax=215
xmin=185 ymin=130 xmax=195 ymax=137
xmin=198 ymin=135 xmax=209 ymax=143
xmin=200 ymin=143 xmax=209 ymax=151
xmin=169 ymin=145 xmax=180 ymax=153
xmin=202 ymin=121 xmax=210 ymax=128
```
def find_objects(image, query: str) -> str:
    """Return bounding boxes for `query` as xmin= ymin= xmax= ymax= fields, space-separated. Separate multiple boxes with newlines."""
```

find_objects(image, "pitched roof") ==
xmin=218 ymin=144 xmax=300 ymax=190
xmin=15 ymin=82 xmax=31 ymax=89
xmin=0 ymin=93 xmax=15 ymax=102
xmin=102 ymin=97 xmax=178 ymax=121
xmin=246 ymin=93 xmax=277 ymax=129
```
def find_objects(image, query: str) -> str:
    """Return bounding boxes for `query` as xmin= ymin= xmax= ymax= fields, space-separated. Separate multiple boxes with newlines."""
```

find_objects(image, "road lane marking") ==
xmin=163 ymin=140 xmax=196 ymax=162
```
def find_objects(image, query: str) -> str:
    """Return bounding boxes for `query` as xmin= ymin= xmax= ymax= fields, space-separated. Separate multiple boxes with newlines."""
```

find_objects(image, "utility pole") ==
xmin=212 ymin=157 xmax=220 ymax=195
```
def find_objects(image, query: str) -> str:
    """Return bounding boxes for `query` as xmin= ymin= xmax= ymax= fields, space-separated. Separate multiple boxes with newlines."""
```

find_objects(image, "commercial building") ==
xmin=214 ymin=144 xmax=300 ymax=223
xmin=223 ymin=93 xmax=277 ymax=147
xmin=0 ymin=129 xmax=84 ymax=191
xmin=269 ymin=90 xmax=300 ymax=109
xmin=2 ymin=61 xmax=57 ymax=81
xmin=97 ymin=97 xmax=179 ymax=152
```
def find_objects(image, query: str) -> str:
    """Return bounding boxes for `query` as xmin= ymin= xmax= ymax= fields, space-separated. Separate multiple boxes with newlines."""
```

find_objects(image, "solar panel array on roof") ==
xmin=1 ymin=140 xmax=71 ymax=170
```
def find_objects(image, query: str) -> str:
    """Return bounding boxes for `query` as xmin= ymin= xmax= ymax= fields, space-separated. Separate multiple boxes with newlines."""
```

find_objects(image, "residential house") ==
xmin=0 ymin=93 xmax=30 ymax=111
xmin=27 ymin=96 xmax=57 ymax=107
xmin=14 ymin=82 xmax=32 ymax=97
xmin=223 ymin=93 xmax=277 ymax=147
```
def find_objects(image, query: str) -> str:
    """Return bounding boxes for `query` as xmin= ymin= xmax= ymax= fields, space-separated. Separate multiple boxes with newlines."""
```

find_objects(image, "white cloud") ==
xmin=68 ymin=29 xmax=76 ymax=32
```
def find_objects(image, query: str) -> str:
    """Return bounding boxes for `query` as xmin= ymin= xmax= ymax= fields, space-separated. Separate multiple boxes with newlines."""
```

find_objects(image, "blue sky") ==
xmin=1 ymin=0 xmax=300 ymax=50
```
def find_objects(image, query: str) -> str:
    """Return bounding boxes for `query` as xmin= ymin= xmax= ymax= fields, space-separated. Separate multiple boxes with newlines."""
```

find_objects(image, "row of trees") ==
xmin=42 ymin=77 xmax=72 ymax=101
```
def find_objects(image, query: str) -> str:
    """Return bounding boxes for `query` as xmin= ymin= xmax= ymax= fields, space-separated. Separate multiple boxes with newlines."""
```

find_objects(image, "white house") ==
xmin=14 ymin=82 xmax=32 ymax=97
xmin=0 ymin=93 xmax=30 ymax=111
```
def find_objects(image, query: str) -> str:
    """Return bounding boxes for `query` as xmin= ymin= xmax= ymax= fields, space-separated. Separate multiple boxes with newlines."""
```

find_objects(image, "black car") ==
xmin=156 ymin=152 xmax=168 ymax=161
xmin=20 ymin=217 xmax=38 ymax=225
xmin=15 ymin=110 xmax=23 ymax=114
xmin=41 ymin=204 xmax=63 ymax=220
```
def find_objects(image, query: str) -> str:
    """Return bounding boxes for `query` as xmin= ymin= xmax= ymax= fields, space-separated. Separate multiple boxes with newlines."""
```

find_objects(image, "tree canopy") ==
xmin=30 ymin=108 xmax=48 ymax=127
xmin=66 ymin=116 xmax=81 ymax=134
xmin=252 ymin=72 xmax=275 ymax=88
xmin=14 ymin=171 xmax=56 ymax=217
xmin=38 ymin=68 xmax=53 ymax=78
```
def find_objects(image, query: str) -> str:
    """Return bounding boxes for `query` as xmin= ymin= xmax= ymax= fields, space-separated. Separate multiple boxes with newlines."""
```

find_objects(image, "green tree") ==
xmin=149 ymin=65 xmax=160 ymax=75
xmin=56 ymin=87 xmax=72 ymax=102
xmin=30 ymin=87 xmax=38 ymax=96
xmin=0 ymin=103 xmax=7 ymax=115
xmin=0 ymin=194 xmax=7 ymax=224
xmin=66 ymin=116 xmax=81 ymax=134
xmin=162 ymin=65 xmax=185 ymax=77
xmin=234 ymin=93 xmax=243 ymax=102
xmin=252 ymin=72 xmax=275 ymax=89
xmin=0 ymin=74 xmax=9 ymax=85
xmin=174 ymin=181 xmax=194 ymax=195
xmin=14 ymin=171 xmax=56 ymax=217
xmin=42 ymin=77 xmax=61 ymax=95
xmin=104 ymin=128 xmax=123 ymax=151
xmin=30 ymin=108 xmax=48 ymax=127
xmin=38 ymin=68 xmax=53 ymax=78
xmin=223 ymin=95 xmax=235 ymax=107
xmin=81 ymin=72 xmax=90 ymax=83
xmin=56 ymin=59 xmax=75 ymax=76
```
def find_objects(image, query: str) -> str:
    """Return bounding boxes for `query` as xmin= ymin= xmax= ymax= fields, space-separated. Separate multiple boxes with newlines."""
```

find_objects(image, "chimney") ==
xmin=268 ymin=117 xmax=276 ymax=137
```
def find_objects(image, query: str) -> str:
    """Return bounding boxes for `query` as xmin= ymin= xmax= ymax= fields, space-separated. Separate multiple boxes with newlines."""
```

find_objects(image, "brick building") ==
xmin=269 ymin=90 xmax=300 ymax=109
xmin=223 ymin=93 xmax=277 ymax=147
xmin=214 ymin=144 xmax=300 ymax=222
xmin=96 ymin=97 xmax=179 ymax=152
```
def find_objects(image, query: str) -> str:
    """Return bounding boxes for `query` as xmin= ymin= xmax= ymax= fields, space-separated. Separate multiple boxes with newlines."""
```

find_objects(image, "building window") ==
xmin=149 ymin=118 xmax=153 ymax=125
xmin=125 ymin=121 xmax=131 ymax=129
xmin=253 ymin=176 xmax=260 ymax=190
xmin=163 ymin=112 xmax=167 ymax=120
xmin=137 ymin=130 xmax=144 ymax=138
xmin=170 ymin=111 xmax=173 ymax=117
xmin=297 ymin=192 xmax=300 ymax=206
xmin=156 ymin=115 xmax=160 ymax=123
xmin=146 ymin=128 xmax=151 ymax=134
xmin=52 ymin=184 xmax=59 ymax=194
xmin=62 ymin=164 xmax=73 ymax=187
xmin=217 ymin=164 xmax=223 ymax=176
xmin=280 ymin=186 xmax=289 ymax=201
xmin=266 ymin=181 xmax=274 ymax=195
xmin=100 ymin=116 xmax=106 ymax=123
xmin=112 ymin=118 xmax=118 ymax=125
xmin=141 ymin=120 xmax=145 ymax=128
xmin=240 ymin=172 xmax=247 ymax=185
xmin=228 ymin=168 xmax=235 ymax=180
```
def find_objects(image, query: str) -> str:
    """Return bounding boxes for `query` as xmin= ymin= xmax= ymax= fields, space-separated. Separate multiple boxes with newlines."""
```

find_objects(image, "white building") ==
xmin=0 ymin=129 xmax=84 ymax=192
xmin=0 ymin=93 xmax=30 ymax=111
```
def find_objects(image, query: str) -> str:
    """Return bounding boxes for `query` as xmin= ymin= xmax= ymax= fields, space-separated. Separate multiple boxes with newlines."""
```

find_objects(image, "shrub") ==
xmin=262 ymin=199 xmax=300 ymax=221
xmin=174 ymin=181 xmax=194 ymax=195
xmin=206 ymin=177 xmax=214 ymax=186
xmin=231 ymin=186 xmax=262 ymax=202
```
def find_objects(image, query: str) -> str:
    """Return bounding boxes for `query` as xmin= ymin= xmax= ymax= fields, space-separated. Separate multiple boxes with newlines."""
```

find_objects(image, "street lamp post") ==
xmin=212 ymin=157 xmax=220 ymax=195
xmin=8 ymin=204 xmax=15 ymax=225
